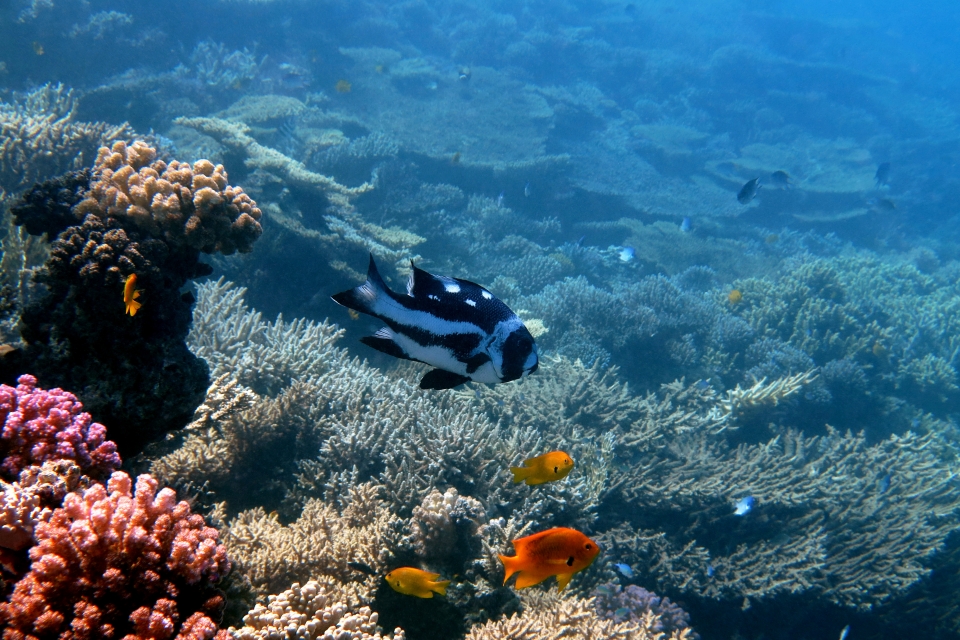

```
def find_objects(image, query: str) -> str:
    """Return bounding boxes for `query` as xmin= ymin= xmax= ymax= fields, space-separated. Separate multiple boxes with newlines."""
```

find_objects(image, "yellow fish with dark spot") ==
xmin=384 ymin=567 xmax=450 ymax=598
xmin=124 ymin=274 xmax=142 ymax=316
xmin=510 ymin=451 xmax=574 ymax=485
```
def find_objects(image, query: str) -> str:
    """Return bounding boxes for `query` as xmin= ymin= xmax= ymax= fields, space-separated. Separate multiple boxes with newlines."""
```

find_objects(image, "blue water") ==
xmin=2 ymin=1 xmax=960 ymax=638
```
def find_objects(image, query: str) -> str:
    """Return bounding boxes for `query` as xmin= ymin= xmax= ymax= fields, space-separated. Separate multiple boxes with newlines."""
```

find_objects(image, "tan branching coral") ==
xmin=174 ymin=116 xmax=373 ymax=210
xmin=223 ymin=482 xmax=401 ymax=600
xmin=230 ymin=580 xmax=404 ymax=640
xmin=710 ymin=369 xmax=819 ymax=425
xmin=0 ymin=84 xmax=132 ymax=194
xmin=74 ymin=140 xmax=262 ymax=254
xmin=465 ymin=590 xmax=691 ymax=640
xmin=612 ymin=424 xmax=960 ymax=608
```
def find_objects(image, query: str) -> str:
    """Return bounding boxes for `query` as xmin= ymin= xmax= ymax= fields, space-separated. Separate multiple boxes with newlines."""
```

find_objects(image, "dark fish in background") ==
xmin=875 ymin=162 xmax=891 ymax=187
xmin=347 ymin=561 xmax=378 ymax=575
xmin=737 ymin=178 xmax=761 ymax=204
xmin=332 ymin=254 xmax=539 ymax=390
xmin=868 ymin=197 xmax=897 ymax=212
xmin=769 ymin=170 xmax=791 ymax=189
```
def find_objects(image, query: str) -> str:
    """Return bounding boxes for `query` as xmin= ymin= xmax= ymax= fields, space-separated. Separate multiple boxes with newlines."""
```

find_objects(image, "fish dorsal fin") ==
xmin=408 ymin=262 xmax=438 ymax=298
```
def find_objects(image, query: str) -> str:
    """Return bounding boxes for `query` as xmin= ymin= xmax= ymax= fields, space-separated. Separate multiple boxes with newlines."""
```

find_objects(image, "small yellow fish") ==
xmin=335 ymin=79 xmax=352 ymax=93
xmin=510 ymin=451 xmax=574 ymax=485
xmin=728 ymin=289 xmax=742 ymax=305
xmin=384 ymin=567 xmax=450 ymax=598
xmin=124 ymin=274 xmax=142 ymax=316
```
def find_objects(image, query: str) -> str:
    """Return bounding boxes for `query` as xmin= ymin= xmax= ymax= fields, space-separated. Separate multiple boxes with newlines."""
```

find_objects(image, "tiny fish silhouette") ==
xmin=737 ymin=178 xmax=761 ymax=204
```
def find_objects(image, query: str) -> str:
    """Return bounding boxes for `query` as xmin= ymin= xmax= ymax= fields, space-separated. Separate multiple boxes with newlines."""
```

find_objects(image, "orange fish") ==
xmin=499 ymin=527 xmax=600 ymax=591
xmin=124 ymin=274 xmax=141 ymax=316
xmin=510 ymin=451 xmax=574 ymax=485
xmin=384 ymin=567 xmax=450 ymax=598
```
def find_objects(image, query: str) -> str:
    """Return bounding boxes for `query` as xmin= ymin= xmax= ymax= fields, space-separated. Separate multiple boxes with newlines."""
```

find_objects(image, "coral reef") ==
xmin=0 ymin=84 xmax=132 ymax=196
xmin=0 ymin=374 xmax=120 ymax=480
xmin=10 ymin=140 xmax=263 ymax=455
xmin=230 ymin=580 xmax=404 ymax=640
xmin=0 ymin=471 xmax=231 ymax=639
xmin=223 ymin=483 xmax=400 ymax=600
xmin=593 ymin=584 xmax=695 ymax=637
xmin=464 ymin=590 xmax=693 ymax=640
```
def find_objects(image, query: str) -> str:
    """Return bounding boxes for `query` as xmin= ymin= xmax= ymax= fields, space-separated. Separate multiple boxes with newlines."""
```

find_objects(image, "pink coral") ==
xmin=0 ymin=471 xmax=231 ymax=639
xmin=0 ymin=374 xmax=121 ymax=480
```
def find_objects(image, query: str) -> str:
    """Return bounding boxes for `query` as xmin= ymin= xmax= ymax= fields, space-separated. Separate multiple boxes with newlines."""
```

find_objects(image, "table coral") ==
xmin=0 ymin=374 xmax=120 ymax=480
xmin=0 ymin=471 xmax=231 ymax=639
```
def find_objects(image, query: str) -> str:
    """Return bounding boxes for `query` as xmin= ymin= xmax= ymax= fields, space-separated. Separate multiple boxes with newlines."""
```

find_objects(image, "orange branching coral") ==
xmin=74 ymin=140 xmax=263 ymax=254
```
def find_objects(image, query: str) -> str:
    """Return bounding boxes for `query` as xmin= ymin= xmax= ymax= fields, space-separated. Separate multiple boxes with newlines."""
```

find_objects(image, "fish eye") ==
xmin=585 ymin=543 xmax=593 ymax=550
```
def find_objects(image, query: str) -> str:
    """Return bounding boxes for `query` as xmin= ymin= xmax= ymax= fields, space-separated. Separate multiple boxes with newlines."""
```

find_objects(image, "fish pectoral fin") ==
xmin=420 ymin=369 xmax=471 ymax=390
xmin=464 ymin=352 xmax=491 ymax=374
xmin=360 ymin=330 xmax=414 ymax=361
xmin=556 ymin=573 xmax=574 ymax=592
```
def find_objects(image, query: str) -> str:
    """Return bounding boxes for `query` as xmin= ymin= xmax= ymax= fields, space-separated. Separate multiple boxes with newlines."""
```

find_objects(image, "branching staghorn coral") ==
xmin=0 ymin=84 xmax=132 ymax=195
xmin=610 ymin=423 xmax=960 ymax=609
xmin=223 ymin=482 xmax=401 ymax=600
xmin=188 ymin=277 xmax=349 ymax=395
xmin=464 ymin=590 xmax=693 ymax=640
xmin=174 ymin=116 xmax=373 ymax=211
xmin=230 ymin=580 xmax=405 ymax=640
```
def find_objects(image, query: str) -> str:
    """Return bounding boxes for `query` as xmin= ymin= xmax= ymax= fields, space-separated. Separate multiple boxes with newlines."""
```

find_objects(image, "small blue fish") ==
xmin=614 ymin=607 xmax=630 ymax=619
xmin=618 ymin=247 xmax=635 ymax=263
xmin=595 ymin=584 xmax=615 ymax=596
xmin=613 ymin=562 xmax=633 ymax=578
xmin=879 ymin=473 xmax=892 ymax=493
xmin=524 ymin=182 xmax=531 ymax=197
xmin=497 ymin=191 xmax=505 ymax=208
xmin=680 ymin=217 xmax=692 ymax=232
xmin=839 ymin=625 xmax=850 ymax=640
xmin=733 ymin=496 xmax=756 ymax=516
xmin=576 ymin=235 xmax=586 ymax=247
xmin=737 ymin=178 xmax=761 ymax=204
xmin=706 ymin=565 xmax=715 ymax=578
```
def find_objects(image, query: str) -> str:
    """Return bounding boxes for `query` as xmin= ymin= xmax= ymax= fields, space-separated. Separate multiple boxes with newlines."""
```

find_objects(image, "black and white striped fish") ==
xmin=332 ymin=255 xmax=539 ymax=390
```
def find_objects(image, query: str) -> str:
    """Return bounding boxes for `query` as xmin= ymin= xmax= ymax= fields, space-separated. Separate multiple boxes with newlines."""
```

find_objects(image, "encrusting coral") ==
xmin=9 ymin=140 xmax=264 ymax=456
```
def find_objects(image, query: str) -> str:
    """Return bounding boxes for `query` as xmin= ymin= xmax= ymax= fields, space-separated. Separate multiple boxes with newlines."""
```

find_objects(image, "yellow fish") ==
xmin=510 ymin=451 xmax=574 ymax=485
xmin=384 ymin=567 xmax=450 ymax=598
xmin=124 ymin=274 xmax=142 ymax=316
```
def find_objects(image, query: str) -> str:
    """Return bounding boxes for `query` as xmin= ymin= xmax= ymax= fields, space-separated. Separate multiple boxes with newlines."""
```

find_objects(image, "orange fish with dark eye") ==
xmin=499 ymin=527 xmax=600 ymax=591
xmin=124 ymin=274 xmax=142 ymax=316
xmin=510 ymin=451 xmax=574 ymax=485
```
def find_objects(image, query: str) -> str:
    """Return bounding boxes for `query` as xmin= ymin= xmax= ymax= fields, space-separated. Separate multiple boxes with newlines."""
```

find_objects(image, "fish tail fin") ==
xmin=331 ymin=253 xmax=389 ymax=314
xmin=499 ymin=554 xmax=519 ymax=584
xmin=510 ymin=465 xmax=533 ymax=484
xmin=431 ymin=579 xmax=450 ymax=596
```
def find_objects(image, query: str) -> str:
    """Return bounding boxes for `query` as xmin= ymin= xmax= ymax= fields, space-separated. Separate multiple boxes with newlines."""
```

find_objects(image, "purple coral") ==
xmin=0 ymin=374 xmax=121 ymax=480
xmin=594 ymin=583 xmax=696 ymax=637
